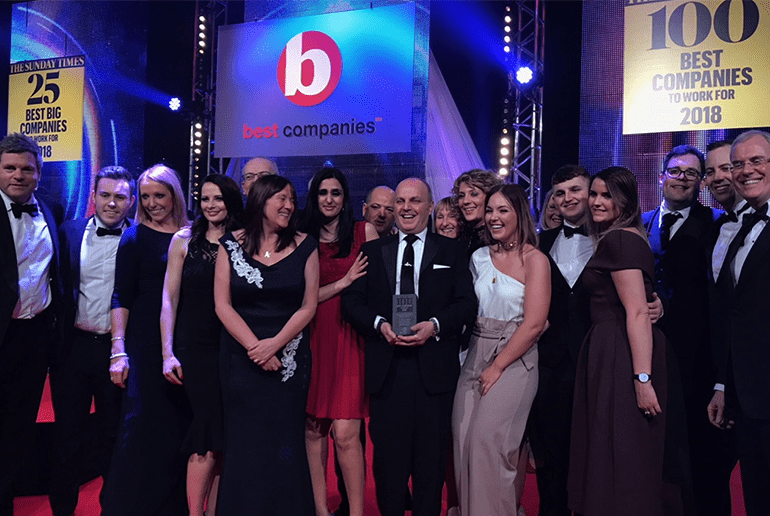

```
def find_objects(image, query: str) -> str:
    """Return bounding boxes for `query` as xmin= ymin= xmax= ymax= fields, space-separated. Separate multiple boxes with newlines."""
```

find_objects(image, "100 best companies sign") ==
xmin=623 ymin=0 xmax=770 ymax=135
xmin=215 ymin=3 xmax=415 ymax=157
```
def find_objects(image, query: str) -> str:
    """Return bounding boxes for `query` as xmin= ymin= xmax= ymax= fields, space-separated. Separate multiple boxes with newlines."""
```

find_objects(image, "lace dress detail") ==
xmin=281 ymin=334 xmax=302 ymax=382
xmin=225 ymin=239 xmax=263 ymax=288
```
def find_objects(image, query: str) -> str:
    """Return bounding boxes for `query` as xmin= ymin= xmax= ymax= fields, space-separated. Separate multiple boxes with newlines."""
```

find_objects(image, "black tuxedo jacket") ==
xmin=537 ymin=227 xmax=592 ymax=368
xmin=716 ymin=220 xmax=770 ymax=419
xmin=643 ymin=202 xmax=719 ymax=395
xmin=341 ymin=232 xmax=477 ymax=395
xmin=0 ymin=194 xmax=63 ymax=346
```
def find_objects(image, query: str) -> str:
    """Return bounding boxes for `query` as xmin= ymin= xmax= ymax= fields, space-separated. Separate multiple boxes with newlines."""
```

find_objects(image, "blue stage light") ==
xmin=515 ymin=66 xmax=534 ymax=85
xmin=169 ymin=97 xmax=182 ymax=111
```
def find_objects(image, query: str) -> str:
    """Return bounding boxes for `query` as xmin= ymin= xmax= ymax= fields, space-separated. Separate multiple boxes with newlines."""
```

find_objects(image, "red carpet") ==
xmin=15 ymin=377 xmax=746 ymax=515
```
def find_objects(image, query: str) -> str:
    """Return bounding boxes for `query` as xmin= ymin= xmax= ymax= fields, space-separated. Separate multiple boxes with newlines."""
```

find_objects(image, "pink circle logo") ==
xmin=277 ymin=31 xmax=342 ymax=107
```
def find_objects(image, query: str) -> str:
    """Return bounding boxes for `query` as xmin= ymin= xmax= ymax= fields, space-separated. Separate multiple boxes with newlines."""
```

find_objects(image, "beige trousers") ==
xmin=452 ymin=317 xmax=538 ymax=516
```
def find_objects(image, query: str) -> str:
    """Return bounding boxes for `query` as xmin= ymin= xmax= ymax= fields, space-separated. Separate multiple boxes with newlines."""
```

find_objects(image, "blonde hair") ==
xmin=134 ymin=164 xmax=190 ymax=228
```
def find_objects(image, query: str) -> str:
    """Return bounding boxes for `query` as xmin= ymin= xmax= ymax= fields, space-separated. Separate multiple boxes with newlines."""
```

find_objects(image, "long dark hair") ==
xmin=588 ymin=167 xmax=646 ymax=242
xmin=299 ymin=167 xmax=355 ymax=258
xmin=484 ymin=184 xmax=539 ymax=252
xmin=191 ymin=175 xmax=243 ymax=247
xmin=242 ymin=175 xmax=298 ymax=256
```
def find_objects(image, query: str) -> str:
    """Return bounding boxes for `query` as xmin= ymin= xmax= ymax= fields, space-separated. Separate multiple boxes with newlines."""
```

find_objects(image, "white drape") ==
xmin=425 ymin=49 xmax=485 ymax=202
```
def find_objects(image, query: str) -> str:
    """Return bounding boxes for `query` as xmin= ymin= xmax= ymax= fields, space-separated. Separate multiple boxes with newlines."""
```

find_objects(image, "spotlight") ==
xmin=195 ymin=131 xmax=202 ymax=137
xmin=195 ymin=123 xmax=202 ymax=129
xmin=500 ymin=148 xmax=510 ymax=156
xmin=199 ymin=40 xmax=206 ymax=47
xmin=505 ymin=15 xmax=512 ymax=23
xmin=504 ymin=46 xmax=510 ymax=53
xmin=499 ymin=168 xmax=509 ymax=176
xmin=504 ymin=35 xmax=511 ymax=43
xmin=194 ymin=148 xmax=202 ymax=155
xmin=500 ymin=157 xmax=509 ymax=165
xmin=501 ymin=137 xmax=510 ymax=145
xmin=515 ymin=66 xmax=534 ymax=85
xmin=194 ymin=140 xmax=202 ymax=146
xmin=199 ymin=32 xmax=206 ymax=39
xmin=199 ymin=15 xmax=206 ymax=22
xmin=169 ymin=97 xmax=181 ymax=111
xmin=199 ymin=24 xmax=206 ymax=31
xmin=504 ymin=26 xmax=511 ymax=33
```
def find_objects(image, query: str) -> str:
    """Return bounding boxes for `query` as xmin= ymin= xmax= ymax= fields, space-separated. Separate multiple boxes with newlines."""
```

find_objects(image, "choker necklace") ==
xmin=264 ymin=251 xmax=271 ymax=258
xmin=500 ymin=240 xmax=518 ymax=251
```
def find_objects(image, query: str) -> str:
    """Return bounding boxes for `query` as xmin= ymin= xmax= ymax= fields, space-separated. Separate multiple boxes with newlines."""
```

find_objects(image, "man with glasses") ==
xmin=240 ymin=157 xmax=278 ymax=197
xmin=642 ymin=144 xmax=724 ymax=516
xmin=715 ymin=130 xmax=770 ymax=516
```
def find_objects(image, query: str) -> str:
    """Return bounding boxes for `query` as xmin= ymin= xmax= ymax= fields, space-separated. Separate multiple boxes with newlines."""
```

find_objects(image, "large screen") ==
xmin=215 ymin=2 xmax=416 ymax=158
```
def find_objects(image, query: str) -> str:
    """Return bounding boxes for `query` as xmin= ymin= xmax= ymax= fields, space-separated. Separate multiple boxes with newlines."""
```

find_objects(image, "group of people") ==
xmin=1 ymin=128 xmax=769 ymax=516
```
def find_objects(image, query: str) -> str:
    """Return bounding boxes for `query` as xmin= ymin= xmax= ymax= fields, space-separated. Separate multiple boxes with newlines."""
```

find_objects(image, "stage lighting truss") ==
xmin=188 ymin=0 xmax=228 ymax=206
xmin=500 ymin=0 xmax=545 ymax=215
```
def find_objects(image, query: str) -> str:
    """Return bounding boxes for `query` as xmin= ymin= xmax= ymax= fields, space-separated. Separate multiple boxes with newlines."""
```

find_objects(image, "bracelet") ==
xmin=111 ymin=336 xmax=125 ymax=342
xmin=110 ymin=352 xmax=128 ymax=360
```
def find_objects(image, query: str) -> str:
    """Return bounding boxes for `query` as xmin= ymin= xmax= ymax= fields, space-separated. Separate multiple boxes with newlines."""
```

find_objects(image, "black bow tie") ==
xmin=743 ymin=203 xmax=769 ymax=227
xmin=563 ymin=225 xmax=587 ymax=238
xmin=718 ymin=204 xmax=750 ymax=225
xmin=96 ymin=227 xmax=122 ymax=237
xmin=10 ymin=203 xmax=38 ymax=219
xmin=719 ymin=211 xmax=739 ymax=224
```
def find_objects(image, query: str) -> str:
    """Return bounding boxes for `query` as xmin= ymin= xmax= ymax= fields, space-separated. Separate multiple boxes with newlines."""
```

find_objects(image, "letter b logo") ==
xmin=278 ymin=31 xmax=342 ymax=107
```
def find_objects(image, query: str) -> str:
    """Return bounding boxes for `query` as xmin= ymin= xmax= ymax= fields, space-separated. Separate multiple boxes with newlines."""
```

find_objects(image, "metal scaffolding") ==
xmin=188 ymin=0 xmax=228 ymax=206
xmin=503 ymin=0 xmax=545 ymax=212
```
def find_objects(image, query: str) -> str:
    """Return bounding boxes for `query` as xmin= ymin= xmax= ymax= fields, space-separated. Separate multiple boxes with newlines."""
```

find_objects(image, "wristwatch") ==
xmin=633 ymin=372 xmax=651 ymax=383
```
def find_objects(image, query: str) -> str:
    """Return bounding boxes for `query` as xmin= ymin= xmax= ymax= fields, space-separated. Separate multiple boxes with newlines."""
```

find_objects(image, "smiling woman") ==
xmin=452 ymin=169 xmax=502 ymax=256
xmin=102 ymin=165 xmax=193 ymax=516
xmin=299 ymin=167 xmax=377 ymax=516
xmin=214 ymin=174 xmax=320 ymax=515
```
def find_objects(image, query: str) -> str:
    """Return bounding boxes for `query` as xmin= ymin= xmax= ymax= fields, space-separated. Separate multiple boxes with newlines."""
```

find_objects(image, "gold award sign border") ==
xmin=8 ymin=55 xmax=85 ymax=162
xmin=624 ymin=0 xmax=770 ymax=135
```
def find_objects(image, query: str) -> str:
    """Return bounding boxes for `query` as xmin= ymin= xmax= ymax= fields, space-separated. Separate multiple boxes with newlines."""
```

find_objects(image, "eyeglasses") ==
xmin=241 ymin=171 xmax=272 ymax=184
xmin=732 ymin=156 xmax=769 ymax=172
xmin=664 ymin=167 xmax=701 ymax=181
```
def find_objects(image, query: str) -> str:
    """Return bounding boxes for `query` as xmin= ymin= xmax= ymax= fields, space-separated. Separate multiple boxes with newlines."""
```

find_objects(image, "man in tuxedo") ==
xmin=48 ymin=166 xmax=135 ymax=516
xmin=718 ymin=130 xmax=770 ymax=515
xmin=0 ymin=133 xmax=62 ymax=516
xmin=704 ymin=140 xmax=746 ymax=430
xmin=528 ymin=164 xmax=593 ymax=516
xmin=342 ymin=178 xmax=476 ymax=516
xmin=362 ymin=185 xmax=396 ymax=238
xmin=642 ymin=144 xmax=725 ymax=516
xmin=240 ymin=156 xmax=277 ymax=196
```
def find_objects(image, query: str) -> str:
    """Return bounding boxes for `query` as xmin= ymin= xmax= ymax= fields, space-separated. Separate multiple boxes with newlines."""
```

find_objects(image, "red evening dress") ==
xmin=306 ymin=221 xmax=368 ymax=419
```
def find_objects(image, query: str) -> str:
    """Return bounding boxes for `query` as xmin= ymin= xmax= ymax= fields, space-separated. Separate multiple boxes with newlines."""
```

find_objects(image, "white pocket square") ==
xmin=433 ymin=264 xmax=450 ymax=270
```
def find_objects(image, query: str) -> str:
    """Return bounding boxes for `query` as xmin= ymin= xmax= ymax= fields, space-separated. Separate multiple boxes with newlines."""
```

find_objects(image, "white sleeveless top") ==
xmin=470 ymin=246 xmax=526 ymax=323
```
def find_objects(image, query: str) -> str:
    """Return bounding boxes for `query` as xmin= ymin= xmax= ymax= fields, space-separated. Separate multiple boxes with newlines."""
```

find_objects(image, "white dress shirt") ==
xmin=712 ymin=199 xmax=749 ymax=281
xmin=658 ymin=203 xmax=692 ymax=240
xmin=75 ymin=217 xmax=124 ymax=334
xmin=0 ymin=189 xmax=52 ymax=319
xmin=732 ymin=204 xmax=768 ymax=286
xmin=549 ymin=223 xmax=592 ymax=288
xmin=395 ymin=228 xmax=427 ymax=296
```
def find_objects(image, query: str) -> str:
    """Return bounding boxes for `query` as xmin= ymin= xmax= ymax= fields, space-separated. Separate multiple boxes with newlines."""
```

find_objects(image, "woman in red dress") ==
xmin=299 ymin=167 xmax=378 ymax=516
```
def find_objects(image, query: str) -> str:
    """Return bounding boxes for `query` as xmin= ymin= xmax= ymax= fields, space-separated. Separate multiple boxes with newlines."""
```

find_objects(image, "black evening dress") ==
xmin=216 ymin=233 xmax=317 ymax=516
xmin=102 ymin=224 xmax=192 ymax=516
xmin=568 ymin=230 xmax=677 ymax=516
xmin=174 ymin=239 xmax=223 ymax=457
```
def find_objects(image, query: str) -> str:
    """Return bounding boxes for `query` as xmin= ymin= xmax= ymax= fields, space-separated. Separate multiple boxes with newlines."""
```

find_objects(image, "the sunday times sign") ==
xmin=623 ymin=0 xmax=770 ymax=135
xmin=215 ymin=3 xmax=415 ymax=157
